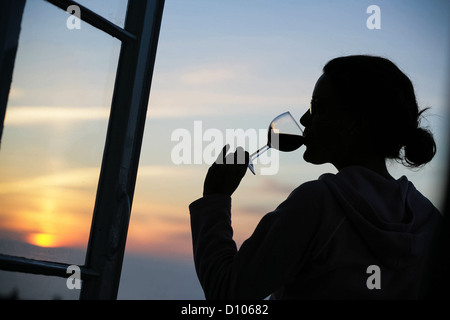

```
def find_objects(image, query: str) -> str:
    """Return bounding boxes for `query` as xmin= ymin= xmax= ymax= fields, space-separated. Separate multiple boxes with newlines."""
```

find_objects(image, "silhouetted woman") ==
xmin=189 ymin=55 xmax=442 ymax=299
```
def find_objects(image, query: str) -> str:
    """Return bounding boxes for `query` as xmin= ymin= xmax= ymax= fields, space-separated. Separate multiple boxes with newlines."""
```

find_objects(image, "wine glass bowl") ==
xmin=248 ymin=111 xmax=304 ymax=174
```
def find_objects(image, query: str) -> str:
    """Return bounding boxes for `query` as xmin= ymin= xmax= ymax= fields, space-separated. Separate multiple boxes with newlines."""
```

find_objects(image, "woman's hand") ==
xmin=203 ymin=145 xmax=249 ymax=197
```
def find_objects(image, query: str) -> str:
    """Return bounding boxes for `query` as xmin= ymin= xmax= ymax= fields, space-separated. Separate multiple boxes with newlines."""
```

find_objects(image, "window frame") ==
xmin=0 ymin=0 xmax=165 ymax=300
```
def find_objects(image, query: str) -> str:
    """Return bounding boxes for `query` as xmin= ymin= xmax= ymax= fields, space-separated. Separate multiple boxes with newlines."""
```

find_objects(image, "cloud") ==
xmin=4 ymin=106 xmax=110 ymax=126
xmin=0 ymin=167 xmax=100 ymax=194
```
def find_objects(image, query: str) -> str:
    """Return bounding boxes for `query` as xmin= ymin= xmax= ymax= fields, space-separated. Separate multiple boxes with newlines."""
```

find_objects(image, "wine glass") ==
xmin=248 ymin=111 xmax=304 ymax=174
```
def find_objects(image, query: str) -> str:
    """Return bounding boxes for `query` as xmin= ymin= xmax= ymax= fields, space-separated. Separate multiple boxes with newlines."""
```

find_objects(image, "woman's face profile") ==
xmin=300 ymin=74 xmax=352 ymax=168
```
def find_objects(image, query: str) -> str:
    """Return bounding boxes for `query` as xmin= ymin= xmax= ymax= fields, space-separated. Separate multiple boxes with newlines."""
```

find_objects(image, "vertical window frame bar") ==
xmin=0 ymin=0 xmax=26 ymax=144
xmin=80 ymin=0 xmax=165 ymax=300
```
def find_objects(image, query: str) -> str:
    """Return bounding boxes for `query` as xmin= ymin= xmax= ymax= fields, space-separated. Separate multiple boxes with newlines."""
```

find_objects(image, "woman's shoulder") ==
xmin=285 ymin=177 xmax=335 ymax=206
xmin=275 ymin=176 xmax=345 ymax=231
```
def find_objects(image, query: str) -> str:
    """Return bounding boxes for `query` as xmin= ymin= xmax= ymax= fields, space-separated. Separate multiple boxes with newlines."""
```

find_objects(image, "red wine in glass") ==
xmin=268 ymin=128 xmax=305 ymax=152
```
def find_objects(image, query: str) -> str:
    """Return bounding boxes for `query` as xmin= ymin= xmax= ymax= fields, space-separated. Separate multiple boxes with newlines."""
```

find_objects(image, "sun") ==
xmin=27 ymin=233 xmax=57 ymax=247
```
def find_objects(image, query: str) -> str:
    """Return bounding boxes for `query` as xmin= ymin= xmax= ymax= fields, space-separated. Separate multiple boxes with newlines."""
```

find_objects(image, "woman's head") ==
xmin=300 ymin=55 xmax=436 ymax=169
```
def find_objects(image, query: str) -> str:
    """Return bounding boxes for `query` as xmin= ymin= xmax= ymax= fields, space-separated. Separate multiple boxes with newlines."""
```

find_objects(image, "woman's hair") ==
xmin=323 ymin=55 xmax=436 ymax=168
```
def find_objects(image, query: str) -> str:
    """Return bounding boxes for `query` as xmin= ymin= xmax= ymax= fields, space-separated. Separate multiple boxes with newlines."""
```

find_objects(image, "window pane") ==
xmin=0 ymin=0 xmax=120 ymax=265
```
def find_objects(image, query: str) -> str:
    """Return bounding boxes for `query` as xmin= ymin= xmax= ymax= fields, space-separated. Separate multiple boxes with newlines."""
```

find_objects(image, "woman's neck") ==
xmin=334 ymin=157 xmax=394 ymax=180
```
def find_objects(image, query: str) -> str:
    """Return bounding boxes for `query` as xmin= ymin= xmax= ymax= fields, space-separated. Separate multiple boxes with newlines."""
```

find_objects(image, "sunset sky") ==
xmin=0 ymin=0 xmax=449 ymax=299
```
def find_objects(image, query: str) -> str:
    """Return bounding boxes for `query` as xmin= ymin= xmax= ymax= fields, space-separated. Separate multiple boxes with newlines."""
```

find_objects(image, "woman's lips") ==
xmin=302 ymin=135 xmax=309 ymax=147
xmin=302 ymin=130 xmax=310 ymax=145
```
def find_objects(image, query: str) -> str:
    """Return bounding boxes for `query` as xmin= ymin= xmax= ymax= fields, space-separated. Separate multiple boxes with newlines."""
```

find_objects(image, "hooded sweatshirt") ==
xmin=189 ymin=166 xmax=441 ymax=299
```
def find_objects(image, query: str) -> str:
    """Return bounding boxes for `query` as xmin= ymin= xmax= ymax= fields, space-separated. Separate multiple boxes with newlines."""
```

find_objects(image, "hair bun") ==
xmin=404 ymin=127 xmax=436 ymax=167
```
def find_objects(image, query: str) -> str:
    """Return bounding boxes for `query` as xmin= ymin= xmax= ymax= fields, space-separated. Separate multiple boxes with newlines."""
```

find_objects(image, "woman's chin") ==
xmin=302 ymin=148 xmax=327 ymax=165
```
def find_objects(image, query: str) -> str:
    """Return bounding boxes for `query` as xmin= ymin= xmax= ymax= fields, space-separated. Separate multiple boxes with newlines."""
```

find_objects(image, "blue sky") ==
xmin=0 ymin=0 xmax=448 ymax=299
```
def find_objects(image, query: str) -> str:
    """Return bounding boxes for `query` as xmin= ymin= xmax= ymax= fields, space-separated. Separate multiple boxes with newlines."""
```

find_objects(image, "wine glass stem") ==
xmin=250 ymin=144 xmax=270 ymax=161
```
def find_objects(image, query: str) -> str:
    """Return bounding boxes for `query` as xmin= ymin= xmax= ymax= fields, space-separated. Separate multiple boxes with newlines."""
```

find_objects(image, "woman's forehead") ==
xmin=312 ymin=74 xmax=336 ymax=99
xmin=311 ymin=74 xmax=342 ymax=112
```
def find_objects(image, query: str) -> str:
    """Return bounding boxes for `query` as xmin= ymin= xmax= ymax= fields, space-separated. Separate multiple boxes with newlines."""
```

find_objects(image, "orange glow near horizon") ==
xmin=0 ymin=165 xmax=211 ymax=258
xmin=27 ymin=233 xmax=57 ymax=248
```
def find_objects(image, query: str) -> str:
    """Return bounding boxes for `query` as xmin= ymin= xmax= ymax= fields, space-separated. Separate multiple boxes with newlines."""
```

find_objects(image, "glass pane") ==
xmin=0 ymin=0 xmax=120 ymax=266
xmin=76 ymin=0 xmax=128 ymax=28
xmin=119 ymin=0 xmax=449 ymax=299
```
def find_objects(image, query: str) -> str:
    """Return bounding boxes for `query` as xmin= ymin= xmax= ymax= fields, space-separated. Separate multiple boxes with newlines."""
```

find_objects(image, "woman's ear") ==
xmin=338 ymin=112 xmax=365 ymax=137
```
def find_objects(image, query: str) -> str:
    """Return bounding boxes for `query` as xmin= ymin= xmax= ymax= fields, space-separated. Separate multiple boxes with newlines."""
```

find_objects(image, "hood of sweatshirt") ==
xmin=319 ymin=166 xmax=441 ymax=269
